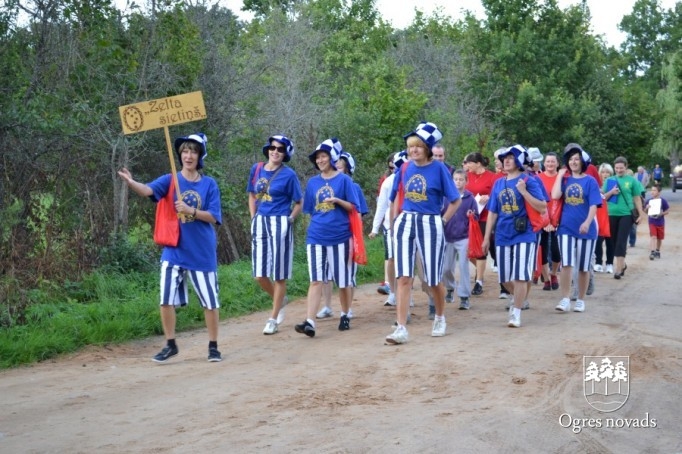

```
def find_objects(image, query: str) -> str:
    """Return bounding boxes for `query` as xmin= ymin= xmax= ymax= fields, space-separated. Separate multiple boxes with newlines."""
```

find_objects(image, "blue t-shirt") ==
xmin=557 ymin=175 xmax=602 ymax=239
xmin=148 ymin=173 xmax=222 ymax=272
xmin=488 ymin=174 xmax=545 ymax=246
xmin=389 ymin=161 xmax=460 ymax=213
xmin=653 ymin=167 xmax=663 ymax=180
xmin=353 ymin=182 xmax=369 ymax=216
xmin=303 ymin=172 xmax=360 ymax=246
xmin=247 ymin=163 xmax=302 ymax=216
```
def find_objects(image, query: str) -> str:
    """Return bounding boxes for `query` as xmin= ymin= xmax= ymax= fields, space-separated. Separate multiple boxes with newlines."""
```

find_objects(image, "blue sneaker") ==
xmin=377 ymin=283 xmax=390 ymax=295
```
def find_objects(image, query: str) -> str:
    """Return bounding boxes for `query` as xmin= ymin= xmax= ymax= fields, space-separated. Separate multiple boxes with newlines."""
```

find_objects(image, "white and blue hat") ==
xmin=497 ymin=144 xmax=528 ymax=171
xmin=339 ymin=151 xmax=356 ymax=176
xmin=262 ymin=134 xmax=294 ymax=162
xmin=174 ymin=133 xmax=208 ymax=169
xmin=392 ymin=150 xmax=408 ymax=171
xmin=563 ymin=143 xmax=591 ymax=172
xmin=403 ymin=121 xmax=443 ymax=155
xmin=526 ymin=147 xmax=543 ymax=166
xmin=309 ymin=138 xmax=343 ymax=170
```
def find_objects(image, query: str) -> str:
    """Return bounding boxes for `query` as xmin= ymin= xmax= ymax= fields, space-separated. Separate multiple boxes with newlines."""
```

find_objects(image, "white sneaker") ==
xmin=573 ymin=300 xmax=585 ymax=312
xmin=507 ymin=311 xmax=521 ymax=328
xmin=276 ymin=296 xmax=288 ymax=324
xmin=605 ymin=264 xmax=614 ymax=274
xmin=410 ymin=298 xmax=415 ymax=307
xmin=521 ymin=300 xmax=530 ymax=310
xmin=383 ymin=294 xmax=396 ymax=306
xmin=263 ymin=318 xmax=278 ymax=335
xmin=555 ymin=298 xmax=571 ymax=312
xmin=431 ymin=318 xmax=446 ymax=337
xmin=505 ymin=297 xmax=515 ymax=310
xmin=347 ymin=309 xmax=354 ymax=319
xmin=276 ymin=308 xmax=285 ymax=325
xmin=316 ymin=306 xmax=333 ymax=319
xmin=593 ymin=264 xmax=603 ymax=273
xmin=385 ymin=325 xmax=409 ymax=344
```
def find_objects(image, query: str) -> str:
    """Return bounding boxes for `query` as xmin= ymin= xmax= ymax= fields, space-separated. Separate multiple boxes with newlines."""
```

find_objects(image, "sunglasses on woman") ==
xmin=268 ymin=145 xmax=286 ymax=153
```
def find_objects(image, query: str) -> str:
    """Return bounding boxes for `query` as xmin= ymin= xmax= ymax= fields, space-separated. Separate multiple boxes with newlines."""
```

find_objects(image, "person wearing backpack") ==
xmin=118 ymin=133 xmax=223 ymax=363
xmin=247 ymin=134 xmax=302 ymax=335
xmin=552 ymin=144 xmax=602 ymax=313
xmin=482 ymin=145 xmax=547 ymax=328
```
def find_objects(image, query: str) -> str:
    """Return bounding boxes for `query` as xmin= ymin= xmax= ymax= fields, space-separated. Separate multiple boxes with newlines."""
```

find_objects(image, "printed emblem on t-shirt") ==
xmin=315 ymin=184 xmax=335 ymax=212
xmin=405 ymin=174 xmax=427 ymax=202
xmin=499 ymin=188 xmax=520 ymax=215
xmin=565 ymin=183 xmax=585 ymax=206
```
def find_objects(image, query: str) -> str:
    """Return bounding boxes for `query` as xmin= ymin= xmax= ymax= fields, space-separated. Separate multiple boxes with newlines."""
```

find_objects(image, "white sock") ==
xmin=306 ymin=318 xmax=316 ymax=328
xmin=340 ymin=311 xmax=347 ymax=317
xmin=435 ymin=315 xmax=445 ymax=322
xmin=513 ymin=308 xmax=521 ymax=317
xmin=476 ymin=280 xmax=483 ymax=285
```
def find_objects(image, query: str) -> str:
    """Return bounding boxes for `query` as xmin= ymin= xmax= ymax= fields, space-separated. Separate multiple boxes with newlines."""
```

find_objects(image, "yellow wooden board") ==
xmin=118 ymin=91 xmax=207 ymax=135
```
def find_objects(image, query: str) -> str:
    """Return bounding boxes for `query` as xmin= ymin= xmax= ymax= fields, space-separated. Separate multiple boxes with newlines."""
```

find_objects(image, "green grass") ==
xmin=0 ymin=238 xmax=385 ymax=369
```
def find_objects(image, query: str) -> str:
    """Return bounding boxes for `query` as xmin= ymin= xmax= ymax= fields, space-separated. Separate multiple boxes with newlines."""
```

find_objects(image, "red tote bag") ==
xmin=349 ymin=207 xmax=367 ymax=265
xmin=153 ymin=177 xmax=180 ymax=247
xmin=467 ymin=212 xmax=484 ymax=259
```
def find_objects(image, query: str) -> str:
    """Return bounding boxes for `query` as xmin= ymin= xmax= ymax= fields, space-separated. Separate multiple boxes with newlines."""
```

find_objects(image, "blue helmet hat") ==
xmin=497 ymin=144 xmax=528 ymax=171
xmin=563 ymin=143 xmax=591 ymax=172
xmin=339 ymin=151 xmax=356 ymax=176
xmin=262 ymin=134 xmax=294 ymax=162
xmin=392 ymin=150 xmax=408 ymax=171
xmin=174 ymin=133 xmax=208 ymax=169
xmin=309 ymin=137 xmax=343 ymax=170
xmin=403 ymin=121 xmax=443 ymax=155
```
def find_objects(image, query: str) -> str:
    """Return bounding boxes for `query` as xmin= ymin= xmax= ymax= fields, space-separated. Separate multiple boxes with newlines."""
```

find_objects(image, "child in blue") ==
xmin=482 ymin=145 xmax=547 ymax=328
xmin=247 ymin=134 xmax=303 ymax=336
xmin=295 ymin=138 xmax=360 ymax=337
xmin=552 ymin=144 xmax=602 ymax=313
xmin=316 ymin=151 xmax=368 ymax=319
xmin=442 ymin=169 xmax=478 ymax=310
xmin=118 ymin=133 xmax=223 ymax=363
xmin=385 ymin=122 xmax=461 ymax=345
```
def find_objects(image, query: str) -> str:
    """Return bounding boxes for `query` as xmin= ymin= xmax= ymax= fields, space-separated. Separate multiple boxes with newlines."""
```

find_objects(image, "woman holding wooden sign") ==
xmin=118 ymin=133 xmax=223 ymax=363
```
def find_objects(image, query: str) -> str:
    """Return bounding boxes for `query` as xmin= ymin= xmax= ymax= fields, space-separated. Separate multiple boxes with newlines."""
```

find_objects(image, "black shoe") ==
xmin=471 ymin=282 xmax=483 ymax=296
xmin=208 ymin=347 xmax=222 ymax=362
xmin=294 ymin=320 xmax=316 ymax=337
xmin=152 ymin=345 xmax=178 ymax=363
xmin=338 ymin=314 xmax=350 ymax=331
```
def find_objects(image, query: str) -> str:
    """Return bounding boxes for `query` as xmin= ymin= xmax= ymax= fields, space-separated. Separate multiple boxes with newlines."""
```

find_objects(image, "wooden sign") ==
xmin=118 ymin=91 xmax=207 ymax=135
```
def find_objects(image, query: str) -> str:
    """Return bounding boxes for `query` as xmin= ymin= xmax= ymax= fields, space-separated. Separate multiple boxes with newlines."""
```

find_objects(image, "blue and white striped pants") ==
xmin=251 ymin=214 xmax=294 ymax=280
xmin=392 ymin=212 xmax=445 ymax=287
xmin=160 ymin=261 xmax=220 ymax=309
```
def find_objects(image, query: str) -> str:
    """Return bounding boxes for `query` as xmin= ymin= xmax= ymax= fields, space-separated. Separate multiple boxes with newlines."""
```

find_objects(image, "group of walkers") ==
xmin=117 ymin=124 xmax=671 ymax=361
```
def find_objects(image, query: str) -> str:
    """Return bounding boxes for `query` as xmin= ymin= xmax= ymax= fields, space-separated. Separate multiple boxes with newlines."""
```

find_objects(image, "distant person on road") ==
xmin=602 ymin=157 xmax=645 ymax=280
xmin=644 ymin=184 xmax=669 ymax=260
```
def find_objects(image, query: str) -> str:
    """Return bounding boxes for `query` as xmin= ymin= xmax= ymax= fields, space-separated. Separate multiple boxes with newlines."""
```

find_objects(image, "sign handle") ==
xmin=164 ymin=126 xmax=187 ymax=222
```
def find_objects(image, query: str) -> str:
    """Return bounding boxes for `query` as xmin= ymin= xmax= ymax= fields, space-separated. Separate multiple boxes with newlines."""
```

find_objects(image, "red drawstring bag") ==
xmin=596 ymin=201 xmax=610 ymax=237
xmin=153 ymin=177 xmax=180 ymax=247
xmin=467 ymin=212 xmax=483 ymax=259
xmin=522 ymin=177 xmax=550 ymax=232
xmin=349 ymin=207 xmax=367 ymax=265
xmin=548 ymin=198 xmax=563 ymax=228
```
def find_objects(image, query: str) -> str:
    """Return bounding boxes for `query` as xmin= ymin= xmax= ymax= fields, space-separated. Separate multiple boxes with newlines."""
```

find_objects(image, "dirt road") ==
xmin=2 ymin=191 xmax=681 ymax=453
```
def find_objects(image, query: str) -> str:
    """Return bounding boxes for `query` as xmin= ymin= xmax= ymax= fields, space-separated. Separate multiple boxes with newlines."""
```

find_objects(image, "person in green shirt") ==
xmin=601 ymin=156 xmax=645 ymax=279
